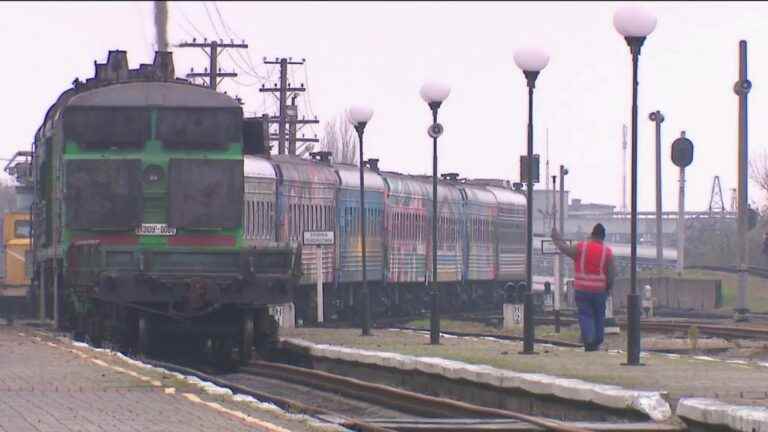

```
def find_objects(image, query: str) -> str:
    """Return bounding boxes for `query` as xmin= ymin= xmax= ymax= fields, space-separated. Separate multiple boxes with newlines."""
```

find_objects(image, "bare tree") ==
xmin=750 ymin=150 xmax=768 ymax=212
xmin=319 ymin=113 xmax=357 ymax=164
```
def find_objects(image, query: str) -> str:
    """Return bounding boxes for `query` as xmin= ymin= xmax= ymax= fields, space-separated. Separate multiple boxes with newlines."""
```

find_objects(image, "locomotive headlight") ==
xmin=143 ymin=164 xmax=164 ymax=184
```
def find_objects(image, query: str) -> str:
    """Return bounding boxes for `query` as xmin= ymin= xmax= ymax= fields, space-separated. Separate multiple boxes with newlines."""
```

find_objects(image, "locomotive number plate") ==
xmin=136 ymin=224 xmax=176 ymax=236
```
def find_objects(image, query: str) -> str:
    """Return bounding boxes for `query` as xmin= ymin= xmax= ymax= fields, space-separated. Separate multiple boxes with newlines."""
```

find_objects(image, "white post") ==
xmin=605 ymin=294 xmax=619 ymax=334
xmin=677 ymin=166 xmax=685 ymax=274
xmin=553 ymin=254 xmax=561 ymax=311
xmin=316 ymin=246 xmax=323 ymax=323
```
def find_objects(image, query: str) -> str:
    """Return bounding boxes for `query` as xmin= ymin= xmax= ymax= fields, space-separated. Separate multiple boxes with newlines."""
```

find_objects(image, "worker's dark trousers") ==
xmin=574 ymin=290 xmax=608 ymax=350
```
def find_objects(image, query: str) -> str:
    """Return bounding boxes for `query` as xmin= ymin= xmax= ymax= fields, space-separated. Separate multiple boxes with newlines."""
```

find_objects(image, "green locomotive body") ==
xmin=32 ymin=50 xmax=296 ymax=363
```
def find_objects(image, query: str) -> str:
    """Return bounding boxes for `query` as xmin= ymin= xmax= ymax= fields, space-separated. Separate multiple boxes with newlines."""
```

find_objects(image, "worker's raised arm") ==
xmin=551 ymin=227 xmax=577 ymax=260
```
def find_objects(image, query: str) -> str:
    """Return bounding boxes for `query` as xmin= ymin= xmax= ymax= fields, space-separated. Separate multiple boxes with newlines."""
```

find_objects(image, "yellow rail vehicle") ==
xmin=0 ymin=211 xmax=31 ymax=320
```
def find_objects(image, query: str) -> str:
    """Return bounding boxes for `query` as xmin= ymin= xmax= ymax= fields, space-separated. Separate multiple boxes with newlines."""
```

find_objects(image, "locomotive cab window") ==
xmin=157 ymin=108 xmax=241 ymax=150
xmin=63 ymin=107 xmax=149 ymax=150
xmin=14 ymin=220 xmax=30 ymax=238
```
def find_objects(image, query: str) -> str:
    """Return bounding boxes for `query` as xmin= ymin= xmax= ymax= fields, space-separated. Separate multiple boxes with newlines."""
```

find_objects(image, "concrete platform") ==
xmin=281 ymin=327 xmax=768 ymax=431
xmin=0 ymin=325 xmax=324 ymax=432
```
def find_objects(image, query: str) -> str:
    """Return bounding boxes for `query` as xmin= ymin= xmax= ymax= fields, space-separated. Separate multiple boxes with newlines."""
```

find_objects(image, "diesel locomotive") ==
xmin=31 ymin=50 xmax=298 ymax=364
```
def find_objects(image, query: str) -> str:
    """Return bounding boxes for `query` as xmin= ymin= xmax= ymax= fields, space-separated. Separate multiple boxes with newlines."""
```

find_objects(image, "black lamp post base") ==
xmin=521 ymin=292 xmax=536 ymax=354
xmin=624 ymin=293 xmax=643 ymax=366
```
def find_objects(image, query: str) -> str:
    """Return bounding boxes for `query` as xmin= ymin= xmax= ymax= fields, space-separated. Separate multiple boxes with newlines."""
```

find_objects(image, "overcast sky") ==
xmin=3 ymin=1 xmax=767 ymax=212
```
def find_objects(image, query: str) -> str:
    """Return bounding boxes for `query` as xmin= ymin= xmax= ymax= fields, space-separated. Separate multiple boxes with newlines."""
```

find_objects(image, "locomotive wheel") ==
xmin=239 ymin=310 xmax=255 ymax=365
xmin=254 ymin=310 xmax=279 ymax=359
xmin=137 ymin=314 xmax=151 ymax=356
xmin=208 ymin=337 xmax=235 ymax=370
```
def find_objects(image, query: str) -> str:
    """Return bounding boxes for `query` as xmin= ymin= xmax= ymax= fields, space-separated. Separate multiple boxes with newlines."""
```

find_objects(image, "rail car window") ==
xmin=65 ymin=159 xmax=142 ymax=229
xmin=244 ymin=200 xmax=273 ymax=240
xmin=168 ymin=159 xmax=243 ymax=229
xmin=157 ymin=108 xmax=241 ymax=150
xmin=63 ymin=107 xmax=149 ymax=150
xmin=13 ymin=220 xmax=30 ymax=238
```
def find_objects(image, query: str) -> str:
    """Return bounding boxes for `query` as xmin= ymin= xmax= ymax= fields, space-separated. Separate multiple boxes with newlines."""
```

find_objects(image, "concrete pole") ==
xmin=39 ymin=264 xmax=46 ymax=322
xmin=557 ymin=165 xmax=567 ymax=333
xmin=735 ymin=40 xmax=751 ymax=322
xmin=649 ymin=111 xmax=665 ymax=276
xmin=677 ymin=165 xmax=685 ymax=275
xmin=316 ymin=246 xmax=323 ymax=323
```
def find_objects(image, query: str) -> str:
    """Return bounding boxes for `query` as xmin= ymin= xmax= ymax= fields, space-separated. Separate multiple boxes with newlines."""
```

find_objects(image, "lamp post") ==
xmin=613 ymin=5 xmax=657 ymax=366
xmin=514 ymin=48 xmax=549 ymax=355
xmin=420 ymin=81 xmax=451 ymax=345
xmin=347 ymin=104 xmax=374 ymax=336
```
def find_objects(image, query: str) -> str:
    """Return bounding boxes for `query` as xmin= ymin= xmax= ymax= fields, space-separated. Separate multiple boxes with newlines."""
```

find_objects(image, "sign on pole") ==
xmin=303 ymin=231 xmax=335 ymax=246
xmin=540 ymin=239 xmax=573 ymax=255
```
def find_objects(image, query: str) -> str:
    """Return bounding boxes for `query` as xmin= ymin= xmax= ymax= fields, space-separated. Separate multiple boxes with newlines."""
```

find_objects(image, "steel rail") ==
xmin=142 ymin=358 xmax=397 ymax=432
xmin=245 ymin=360 xmax=594 ymax=432
xmin=390 ymin=326 xmax=583 ymax=348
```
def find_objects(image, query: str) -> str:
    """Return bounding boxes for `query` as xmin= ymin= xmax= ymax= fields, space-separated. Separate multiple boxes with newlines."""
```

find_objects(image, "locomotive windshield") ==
xmin=168 ymin=158 xmax=243 ymax=229
xmin=63 ymin=107 xmax=149 ymax=150
xmin=156 ymin=108 xmax=241 ymax=149
xmin=14 ymin=220 xmax=30 ymax=238
xmin=64 ymin=159 xmax=143 ymax=229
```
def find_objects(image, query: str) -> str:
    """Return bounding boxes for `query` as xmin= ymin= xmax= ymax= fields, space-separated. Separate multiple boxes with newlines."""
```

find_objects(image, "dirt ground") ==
xmin=282 ymin=326 xmax=768 ymax=406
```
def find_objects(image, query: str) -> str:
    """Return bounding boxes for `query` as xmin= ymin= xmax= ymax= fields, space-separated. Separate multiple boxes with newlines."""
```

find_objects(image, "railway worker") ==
xmin=551 ymin=223 xmax=616 ymax=352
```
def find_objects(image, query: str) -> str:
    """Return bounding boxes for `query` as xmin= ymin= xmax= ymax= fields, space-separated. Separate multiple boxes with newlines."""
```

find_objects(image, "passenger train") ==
xmin=242 ymin=152 xmax=528 ymax=323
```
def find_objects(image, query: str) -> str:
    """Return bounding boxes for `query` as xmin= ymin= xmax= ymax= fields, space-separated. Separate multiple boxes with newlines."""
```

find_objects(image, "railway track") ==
xmin=531 ymin=317 xmax=768 ymax=340
xmin=144 ymin=358 xmax=680 ymax=432
xmin=688 ymin=264 xmax=768 ymax=279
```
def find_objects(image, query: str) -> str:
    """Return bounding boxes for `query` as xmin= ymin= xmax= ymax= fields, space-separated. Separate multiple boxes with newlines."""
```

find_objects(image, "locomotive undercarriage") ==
xmin=58 ymin=269 xmax=292 ymax=368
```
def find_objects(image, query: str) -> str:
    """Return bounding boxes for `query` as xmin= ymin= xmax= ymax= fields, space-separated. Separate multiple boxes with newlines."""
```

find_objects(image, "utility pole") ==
xmin=260 ymin=57 xmax=319 ymax=155
xmin=734 ymin=40 xmax=752 ymax=322
xmin=178 ymin=39 xmax=247 ymax=90
xmin=649 ymin=111 xmax=664 ymax=276
xmin=545 ymin=129 xmax=550 ymax=230
xmin=556 ymin=165 xmax=568 ymax=334
xmin=288 ymin=95 xmax=298 ymax=156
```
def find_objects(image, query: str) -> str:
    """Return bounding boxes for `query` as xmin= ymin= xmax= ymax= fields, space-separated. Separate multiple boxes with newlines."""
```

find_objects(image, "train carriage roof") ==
xmin=244 ymin=155 xmax=277 ymax=179
xmin=334 ymin=163 xmax=386 ymax=192
xmin=271 ymin=155 xmax=339 ymax=187
xmin=380 ymin=172 xmax=432 ymax=201
xmin=461 ymin=184 xmax=498 ymax=205
xmin=486 ymin=186 xmax=526 ymax=207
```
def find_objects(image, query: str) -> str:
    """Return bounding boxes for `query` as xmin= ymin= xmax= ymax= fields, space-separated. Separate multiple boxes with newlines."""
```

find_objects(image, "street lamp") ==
xmin=347 ymin=104 xmax=374 ymax=336
xmin=420 ymin=81 xmax=451 ymax=346
xmin=514 ymin=47 xmax=549 ymax=355
xmin=613 ymin=5 xmax=657 ymax=366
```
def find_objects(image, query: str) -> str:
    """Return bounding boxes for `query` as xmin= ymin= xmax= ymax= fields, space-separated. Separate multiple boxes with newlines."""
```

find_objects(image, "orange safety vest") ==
xmin=574 ymin=240 xmax=612 ymax=292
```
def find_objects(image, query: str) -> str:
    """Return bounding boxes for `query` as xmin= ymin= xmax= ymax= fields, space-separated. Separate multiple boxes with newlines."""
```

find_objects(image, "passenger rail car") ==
xmin=242 ymin=153 xmax=527 ymax=323
xmin=32 ymin=50 xmax=297 ymax=364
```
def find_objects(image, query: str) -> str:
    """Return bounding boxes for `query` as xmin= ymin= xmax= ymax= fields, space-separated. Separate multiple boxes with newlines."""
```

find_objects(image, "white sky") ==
xmin=2 ymin=1 xmax=767 ymax=212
